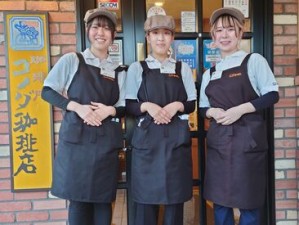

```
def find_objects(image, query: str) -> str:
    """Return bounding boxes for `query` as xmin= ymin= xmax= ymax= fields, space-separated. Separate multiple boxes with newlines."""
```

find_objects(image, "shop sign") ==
xmin=98 ymin=0 xmax=119 ymax=10
xmin=4 ymin=12 xmax=53 ymax=191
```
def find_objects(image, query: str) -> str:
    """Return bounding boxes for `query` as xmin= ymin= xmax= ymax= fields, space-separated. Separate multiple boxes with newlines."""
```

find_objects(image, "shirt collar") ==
xmin=221 ymin=50 xmax=246 ymax=61
xmin=145 ymin=54 xmax=176 ymax=64
xmin=83 ymin=48 xmax=114 ymax=63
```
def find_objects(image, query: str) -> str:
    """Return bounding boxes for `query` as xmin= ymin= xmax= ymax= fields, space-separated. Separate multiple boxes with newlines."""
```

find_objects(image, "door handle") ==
xmin=137 ymin=43 xmax=145 ymax=61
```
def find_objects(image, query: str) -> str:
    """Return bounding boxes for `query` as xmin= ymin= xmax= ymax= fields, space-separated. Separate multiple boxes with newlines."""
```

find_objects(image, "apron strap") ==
xmin=75 ymin=52 xmax=85 ymax=64
xmin=209 ymin=65 xmax=216 ymax=77
xmin=115 ymin=65 xmax=128 ymax=72
xmin=175 ymin=61 xmax=182 ymax=78
xmin=241 ymin=53 xmax=253 ymax=66
xmin=140 ymin=61 xmax=150 ymax=77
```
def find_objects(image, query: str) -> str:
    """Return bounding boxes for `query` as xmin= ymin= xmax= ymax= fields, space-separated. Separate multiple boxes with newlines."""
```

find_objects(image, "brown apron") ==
xmin=51 ymin=53 xmax=124 ymax=203
xmin=204 ymin=54 xmax=268 ymax=209
xmin=131 ymin=61 xmax=193 ymax=204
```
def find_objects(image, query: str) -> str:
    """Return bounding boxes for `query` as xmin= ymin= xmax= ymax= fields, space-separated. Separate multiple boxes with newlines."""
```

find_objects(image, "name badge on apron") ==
xmin=211 ymin=70 xmax=222 ymax=80
xmin=101 ymin=67 xmax=115 ymax=79
xmin=160 ymin=64 xmax=176 ymax=74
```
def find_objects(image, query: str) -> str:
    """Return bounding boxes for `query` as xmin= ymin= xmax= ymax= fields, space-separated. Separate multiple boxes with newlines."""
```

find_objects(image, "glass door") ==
xmin=75 ymin=0 xmax=275 ymax=224
xmin=75 ymin=1 xmax=135 ymax=225
xmin=128 ymin=1 xmax=206 ymax=224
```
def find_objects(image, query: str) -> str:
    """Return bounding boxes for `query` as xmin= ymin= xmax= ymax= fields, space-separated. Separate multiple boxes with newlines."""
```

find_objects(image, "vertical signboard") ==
xmin=4 ymin=12 xmax=53 ymax=191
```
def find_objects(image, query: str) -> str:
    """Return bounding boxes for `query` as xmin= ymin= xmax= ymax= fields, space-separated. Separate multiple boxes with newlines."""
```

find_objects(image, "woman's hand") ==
xmin=216 ymin=106 xmax=243 ymax=125
xmin=210 ymin=103 xmax=256 ymax=125
xmin=90 ymin=101 xmax=116 ymax=124
xmin=206 ymin=107 xmax=225 ymax=122
xmin=67 ymin=101 xmax=102 ymax=126
xmin=162 ymin=101 xmax=184 ymax=120
xmin=141 ymin=102 xmax=171 ymax=125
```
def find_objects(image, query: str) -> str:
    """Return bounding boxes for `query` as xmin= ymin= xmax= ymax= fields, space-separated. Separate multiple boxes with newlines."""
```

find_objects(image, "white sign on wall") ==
xmin=181 ymin=11 xmax=196 ymax=32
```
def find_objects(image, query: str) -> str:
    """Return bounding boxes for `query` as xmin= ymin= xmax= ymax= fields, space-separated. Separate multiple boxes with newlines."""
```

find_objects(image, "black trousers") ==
xmin=134 ymin=202 xmax=184 ymax=225
xmin=68 ymin=201 xmax=112 ymax=225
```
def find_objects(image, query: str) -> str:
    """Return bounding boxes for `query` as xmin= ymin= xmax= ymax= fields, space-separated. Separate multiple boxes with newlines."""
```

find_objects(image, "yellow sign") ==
xmin=4 ymin=12 xmax=53 ymax=191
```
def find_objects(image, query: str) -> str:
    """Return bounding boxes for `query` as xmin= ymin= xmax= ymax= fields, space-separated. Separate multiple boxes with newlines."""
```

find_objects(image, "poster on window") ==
xmin=171 ymin=39 xmax=197 ymax=69
xmin=4 ymin=12 xmax=53 ymax=191
xmin=171 ymin=40 xmax=198 ymax=131
xmin=203 ymin=39 xmax=221 ymax=70
xmin=223 ymin=0 xmax=249 ymax=18
xmin=109 ymin=39 xmax=123 ymax=65
xmin=181 ymin=11 xmax=196 ymax=32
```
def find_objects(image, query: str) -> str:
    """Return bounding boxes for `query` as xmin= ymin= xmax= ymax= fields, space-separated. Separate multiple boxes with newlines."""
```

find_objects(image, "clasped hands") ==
xmin=206 ymin=103 xmax=255 ymax=125
xmin=142 ymin=102 xmax=184 ymax=125
xmin=73 ymin=101 xmax=115 ymax=126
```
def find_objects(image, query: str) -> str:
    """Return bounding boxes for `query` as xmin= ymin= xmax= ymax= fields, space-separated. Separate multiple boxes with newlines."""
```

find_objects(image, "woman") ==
xmin=41 ymin=8 xmax=126 ymax=225
xmin=125 ymin=12 xmax=197 ymax=225
xmin=199 ymin=7 xmax=279 ymax=225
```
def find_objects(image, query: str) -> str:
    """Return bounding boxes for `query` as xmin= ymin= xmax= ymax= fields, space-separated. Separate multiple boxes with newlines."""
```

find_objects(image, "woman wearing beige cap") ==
xmin=41 ymin=7 xmax=126 ymax=225
xmin=199 ymin=7 xmax=279 ymax=225
xmin=125 ymin=11 xmax=197 ymax=225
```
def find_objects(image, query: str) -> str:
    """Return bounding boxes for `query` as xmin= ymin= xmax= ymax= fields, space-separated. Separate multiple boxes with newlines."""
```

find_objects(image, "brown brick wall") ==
xmin=0 ymin=0 xmax=75 ymax=224
xmin=273 ymin=0 xmax=299 ymax=224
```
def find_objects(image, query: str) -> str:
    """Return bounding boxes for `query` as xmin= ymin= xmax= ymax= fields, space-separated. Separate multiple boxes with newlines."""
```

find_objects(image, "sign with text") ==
xmin=171 ymin=39 xmax=197 ymax=69
xmin=4 ymin=12 xmax=53 ymax=191
xmin=223 ymin=0 xmax=249 ymax=18
xmin=181 ymin=11 xmax=196 ymax=32
xmin=109 ymin=39 xmax=123 ymax=65
xmin=203 ymin=39 xmax=221 ymax=70
xmin=98 ymin=0 xmax=119 ymax=10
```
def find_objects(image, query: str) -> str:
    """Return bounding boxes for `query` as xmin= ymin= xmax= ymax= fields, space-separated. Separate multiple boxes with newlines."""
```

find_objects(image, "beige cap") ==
xmin=210 ymin=7 xmax=245 ymax=25
xmin=84 ymin=8 xmax=117 ymax=26
xmin=144 ymin=15 xmax=175 ymax=32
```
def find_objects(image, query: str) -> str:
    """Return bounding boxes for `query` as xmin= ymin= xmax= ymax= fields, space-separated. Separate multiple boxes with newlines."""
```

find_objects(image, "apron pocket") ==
xmin=108 ymin=121 xmax=123 ymax=149
xmin=131 ymin=126 xmax=149 ymax=149
xmin=174 ymin=119 xmax=191 ymax=147
xmin=245 ymin=121 xmax=268 ymax=152
xmin=59 ymin=123 xmax=83 ymax=143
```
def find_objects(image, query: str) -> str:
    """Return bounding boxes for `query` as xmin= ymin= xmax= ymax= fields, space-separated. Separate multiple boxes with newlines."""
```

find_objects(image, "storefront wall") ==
xmin=0 ymin=0 xmax=297 ymax=224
